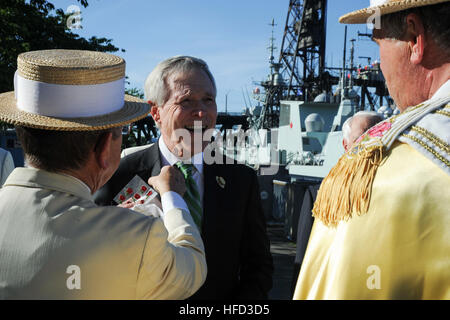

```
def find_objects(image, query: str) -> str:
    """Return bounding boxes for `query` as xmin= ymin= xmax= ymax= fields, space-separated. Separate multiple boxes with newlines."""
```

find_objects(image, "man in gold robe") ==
xmin=294 ymin=0 xmax=450 ymax=300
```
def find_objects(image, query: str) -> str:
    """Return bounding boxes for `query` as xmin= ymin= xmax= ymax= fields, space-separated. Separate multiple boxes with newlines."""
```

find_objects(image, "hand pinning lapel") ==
xmin=216 ymin=176 xmax=226 ymax=189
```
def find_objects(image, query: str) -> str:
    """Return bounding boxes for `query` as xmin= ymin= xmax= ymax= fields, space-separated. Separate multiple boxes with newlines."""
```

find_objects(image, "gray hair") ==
xmin=379 ymin=3 xmax=450 ymax=53
xmin=342 ymin=111 xmax=384 ymax=143
xmin=144 ymin=56 xmax=216 ymax=107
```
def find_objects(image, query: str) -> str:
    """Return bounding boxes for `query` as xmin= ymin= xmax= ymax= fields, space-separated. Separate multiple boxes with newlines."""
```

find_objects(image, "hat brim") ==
xmin=339 ymin=0 xmax=449 ymax=24
xmin=0 ymin=91 xmax=150 ymax=131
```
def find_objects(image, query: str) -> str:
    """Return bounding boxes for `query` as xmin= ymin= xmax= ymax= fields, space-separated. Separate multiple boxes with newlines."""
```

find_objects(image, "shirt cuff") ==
xmin=161 ymin=191 xmax=189 ymax=218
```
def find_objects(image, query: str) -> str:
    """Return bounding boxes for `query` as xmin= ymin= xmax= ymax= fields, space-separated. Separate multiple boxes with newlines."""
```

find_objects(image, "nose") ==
xmin=196 ymin=110 xmax=205 ymax=118
xmin=191 ymin=103 xmax=208 ymax=118
xmin=190 ymin=99 xmax=217 ymax=122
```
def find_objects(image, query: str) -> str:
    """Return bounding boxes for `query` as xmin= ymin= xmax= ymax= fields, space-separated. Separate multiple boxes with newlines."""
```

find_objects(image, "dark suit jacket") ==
xmin=94 ymin=142 xmax=273 ymax=300
xmin=290 ymin=183 xmax=320 ymax=295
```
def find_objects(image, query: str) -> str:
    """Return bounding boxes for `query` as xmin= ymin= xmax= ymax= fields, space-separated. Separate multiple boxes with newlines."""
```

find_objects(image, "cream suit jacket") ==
xmin=0 ymin=168 xmax=206 ymax=299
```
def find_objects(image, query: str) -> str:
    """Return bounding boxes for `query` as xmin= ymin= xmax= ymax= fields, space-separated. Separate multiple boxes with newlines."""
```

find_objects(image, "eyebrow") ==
xmin=174 ymin=90 xmax=215 ymax=103
xmin=174 ymin=90 xmax=191 ymax=103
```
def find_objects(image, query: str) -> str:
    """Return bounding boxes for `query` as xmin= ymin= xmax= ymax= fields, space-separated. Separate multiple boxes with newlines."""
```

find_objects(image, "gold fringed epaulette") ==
xmin=312 ymin=95 xmax=450 ymax=227
xmin=312 ymin=144 xmax=385 ymax=227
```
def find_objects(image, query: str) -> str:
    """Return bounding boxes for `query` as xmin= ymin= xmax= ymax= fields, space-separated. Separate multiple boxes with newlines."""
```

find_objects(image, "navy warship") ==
xmin=214 ymin=0 xmax=395 ymax=240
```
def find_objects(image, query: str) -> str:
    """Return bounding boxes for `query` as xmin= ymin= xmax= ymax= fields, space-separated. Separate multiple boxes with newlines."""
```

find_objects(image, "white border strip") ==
xmin=14 ymin=71 xmax=125 ymax=117
xmin=370 ymin=0 xmax=388 ymax=7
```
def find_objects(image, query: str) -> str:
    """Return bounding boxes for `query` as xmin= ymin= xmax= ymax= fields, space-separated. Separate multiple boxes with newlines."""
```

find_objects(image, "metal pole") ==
xmin=225 ymin=93 xmax=228 ymax=114
xmin=342 ymin=26 xmax=347 ymax=89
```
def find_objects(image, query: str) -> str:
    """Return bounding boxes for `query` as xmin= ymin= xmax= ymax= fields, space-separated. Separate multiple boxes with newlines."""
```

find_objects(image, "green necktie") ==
xmin=175 ymin=162 xmax=202 ymax=229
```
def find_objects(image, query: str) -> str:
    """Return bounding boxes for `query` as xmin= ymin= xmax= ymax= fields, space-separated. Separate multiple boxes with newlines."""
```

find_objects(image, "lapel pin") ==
xmin=216 ymin=176 xmax=226 ymax=189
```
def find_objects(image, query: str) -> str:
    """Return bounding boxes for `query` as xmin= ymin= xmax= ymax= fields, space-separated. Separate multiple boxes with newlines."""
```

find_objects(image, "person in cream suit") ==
xmin=0 ymin=49 xmax=206 ymax=299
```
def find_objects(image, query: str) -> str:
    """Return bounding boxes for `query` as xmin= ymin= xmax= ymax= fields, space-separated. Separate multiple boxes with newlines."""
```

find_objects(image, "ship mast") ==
xmin=254 ymin=0 xmax=332 ymax=130
xmin=279 ymin=0 xmax=329 ymax=101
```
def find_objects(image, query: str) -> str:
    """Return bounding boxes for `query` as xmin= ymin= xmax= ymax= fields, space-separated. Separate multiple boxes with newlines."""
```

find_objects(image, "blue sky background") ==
xmin=55 ymin=0 xmax=379 ymax=113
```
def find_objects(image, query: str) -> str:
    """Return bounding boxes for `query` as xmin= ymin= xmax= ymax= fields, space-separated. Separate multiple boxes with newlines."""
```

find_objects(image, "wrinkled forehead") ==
xmin=166 ymin=68 xmax=216 ymax=95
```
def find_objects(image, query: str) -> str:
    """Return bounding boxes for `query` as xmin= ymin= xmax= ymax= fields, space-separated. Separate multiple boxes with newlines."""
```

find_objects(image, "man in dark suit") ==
xmin=95 ymin=56 xmax=273 ymax=300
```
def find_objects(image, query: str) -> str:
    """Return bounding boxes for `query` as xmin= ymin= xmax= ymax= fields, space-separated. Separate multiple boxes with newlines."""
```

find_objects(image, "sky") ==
xmin=55 ymin=0 xmax=380 ymax=113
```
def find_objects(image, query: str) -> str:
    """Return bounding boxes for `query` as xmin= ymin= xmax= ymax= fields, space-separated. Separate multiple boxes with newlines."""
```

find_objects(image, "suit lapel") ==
xmin=135 ymin=142 xmax=162 ymax=202
xmin=202 ymin=162 xmax=218 ymax=235
xmin=140 ymin=142 xmax=162 ymax=178
xmin=202 ymin=161 xmax=235 ymax=234
xmin=149 ymin=147 xmax=161 ymax=177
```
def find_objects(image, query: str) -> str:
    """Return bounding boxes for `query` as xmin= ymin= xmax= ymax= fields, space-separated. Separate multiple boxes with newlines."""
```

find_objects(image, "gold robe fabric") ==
xmin=294 ymin=142 xmax=450 ymax=299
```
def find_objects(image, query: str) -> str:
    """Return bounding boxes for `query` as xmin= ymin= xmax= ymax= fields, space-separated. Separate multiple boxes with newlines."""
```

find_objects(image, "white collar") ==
xmin=27 ymin=163 xmax=92 ymax=194
xmin=59 ymin=173 xmax=92 ymax=194
xmin=431 ymin=79 xmax=450 ymax=100
xmin=158 ymin=137 xmax=203 ymax=175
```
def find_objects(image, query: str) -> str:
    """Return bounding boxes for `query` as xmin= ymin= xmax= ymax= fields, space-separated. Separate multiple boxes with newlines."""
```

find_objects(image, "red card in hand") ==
xmin=113 ymin=175 xmax=158 ymax=205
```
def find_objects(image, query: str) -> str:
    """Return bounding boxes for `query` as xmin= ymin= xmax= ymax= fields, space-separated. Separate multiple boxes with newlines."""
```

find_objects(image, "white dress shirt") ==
xmin=158 ymin=137 xmax=204 ymax=217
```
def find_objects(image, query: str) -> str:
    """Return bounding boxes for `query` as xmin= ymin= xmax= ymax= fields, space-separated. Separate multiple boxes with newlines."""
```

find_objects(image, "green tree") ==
xmin=0 ymin=0 xmax=158 ymax=148
xmin=0 ymin=0 xmax=122 ymax=131
xmin=125 ymin=87 xmax=144 ymax=99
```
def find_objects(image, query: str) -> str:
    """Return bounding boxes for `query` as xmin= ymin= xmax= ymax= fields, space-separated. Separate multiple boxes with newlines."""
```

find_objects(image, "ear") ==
xmin=95 ymin=132 xmax=113 ymax=170
xmin=150 ymin=104 xmax=161 ymax=123
xmin=342 ymin=139 xmax=348 ymax=152
xmin=405 ymin=13 xmax=426 ymax=65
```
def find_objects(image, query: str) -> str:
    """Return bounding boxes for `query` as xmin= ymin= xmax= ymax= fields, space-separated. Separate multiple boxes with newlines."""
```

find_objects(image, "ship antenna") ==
xmin=341 ymin=25 xmax=348 ymax=99
xmin=268 ymin=18 xmax=277 ymax=72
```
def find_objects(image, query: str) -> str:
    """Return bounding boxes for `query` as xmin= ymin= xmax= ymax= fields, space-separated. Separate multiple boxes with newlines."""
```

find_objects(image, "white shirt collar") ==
xmin=59 ymin=173 xmax=92 ymax=194
xmin=26 ymin=163 xmax=92 ymax=194
xmin=431 ymin=79 xmax=450 ymax=100
xmin=158 ymin=137 xmax=203 ymax=175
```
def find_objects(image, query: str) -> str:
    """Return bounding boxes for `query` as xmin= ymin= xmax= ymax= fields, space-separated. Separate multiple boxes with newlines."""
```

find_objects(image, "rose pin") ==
xmin=216 ymin=176 xmax=226 ymax=189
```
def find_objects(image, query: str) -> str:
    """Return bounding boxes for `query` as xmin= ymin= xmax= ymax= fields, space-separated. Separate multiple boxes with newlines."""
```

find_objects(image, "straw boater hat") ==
xmin=340 ymin=0 xmax=449 ymax=24
xmin=0 ymin=49 xmax=150 ymax=131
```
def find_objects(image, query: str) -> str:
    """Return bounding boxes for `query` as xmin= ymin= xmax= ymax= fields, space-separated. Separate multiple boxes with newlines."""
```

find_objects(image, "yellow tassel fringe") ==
xmin=312 ymin=145 xmax=384 ymax=227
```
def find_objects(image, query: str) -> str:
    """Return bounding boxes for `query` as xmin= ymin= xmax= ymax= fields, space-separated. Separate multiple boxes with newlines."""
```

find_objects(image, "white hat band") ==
xmin=14 ymin=71 xmax=125 ymax=118
xmin=370 ymin=0 xmax=389 ymax=7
